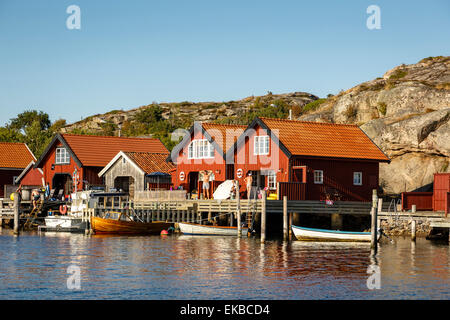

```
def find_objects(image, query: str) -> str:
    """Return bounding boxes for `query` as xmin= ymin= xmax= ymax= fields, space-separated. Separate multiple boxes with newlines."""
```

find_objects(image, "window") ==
xmin=55 ymin=147 xmax=70 ymax=164
xmin=353 ymin=172 xmax=362 ymax=185
xmin=188 ymin=140 xmax=215 ymax=159
xmin=254 ymin=136 xmax=269 ymax=155
xmin=314 ymin=170 xmax=323 ymax=184
xmin=267 ymin=171 xmax=277 ymax=190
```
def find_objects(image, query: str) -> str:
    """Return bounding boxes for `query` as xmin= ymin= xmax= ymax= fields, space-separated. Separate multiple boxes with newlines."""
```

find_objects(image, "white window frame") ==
xmin=55 ymin=147 xmax=70 ymax=164
xmin=353 ymin=172 xmax=362 ymax=186
xmin=267 ymin=170 xmax=277 ymax=190
xmin=254 ymin=136 xmax=269 ymax=155
xmin=188 ymin=139 xmax=215 ymax=159
xmin=314 ymin=170 xmax=323 ymax=184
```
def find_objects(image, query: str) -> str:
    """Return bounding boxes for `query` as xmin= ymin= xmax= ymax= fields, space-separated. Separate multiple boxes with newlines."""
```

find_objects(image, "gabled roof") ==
xmin=125 ymin=152 xmax=175 ymax=174
xmin=35 ymin=134 xmax=169 ymax=168
xmin=169 ymin=122 xmax=246 ymax=163
xmin=15 ymin=161 xmax=44 ymax=184
xmin=227 ymin=117 xmax=390 ymax=162
xmin=0 ymin=142 xmax=36 ymax=169
xmin=98 ymin=151 xmax=174 ymax=177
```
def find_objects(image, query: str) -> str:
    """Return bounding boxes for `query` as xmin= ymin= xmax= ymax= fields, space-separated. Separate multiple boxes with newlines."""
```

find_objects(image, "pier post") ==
xmin=289 ymin=212 xmax=293 ymax=240
xmin=283 ymin=196 xmax=288 ymax=241
xmin=260 ymin=190 xmax=266 ymax=243
xmin=411 ymin=205 xmax=416 ymax=242
xmin=236 ymin=182 xmax=241 ymax=237
xmin=193 ymin=203 xmax=198 ymax=223
xmin=13 ymin=192 xmax=21 ymax=235
xmin=371 ymin=189 xmax=378 ymax=253
xmin=0 ymin=199 xmax=3 ymax=229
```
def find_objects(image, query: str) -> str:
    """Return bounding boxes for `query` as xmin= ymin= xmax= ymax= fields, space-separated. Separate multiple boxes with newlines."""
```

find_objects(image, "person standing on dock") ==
xmin=44 ymin=182 xmax=50 ymax=200
xmin=31 ymin=189 xmax=40 ymax=210
xmin=200 ymin=170 xmax=212 ymax=199
xmin=244 ymin=172 xmax=252 ymax=199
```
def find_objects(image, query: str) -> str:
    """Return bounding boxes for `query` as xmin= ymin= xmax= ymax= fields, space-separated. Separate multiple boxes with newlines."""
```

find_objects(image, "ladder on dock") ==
xmin=246 ymin=198 xmax=258 ymax=235
xmin=23 ymin=200 xmax=44 ymax=229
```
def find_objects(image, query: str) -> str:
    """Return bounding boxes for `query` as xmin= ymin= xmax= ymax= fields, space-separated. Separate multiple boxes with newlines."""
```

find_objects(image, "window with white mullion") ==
xmin=353 ymin=172 xmax=362 ymax=185
xmin=267 ymin=170 xmax=277 ymax=190
xmin=188 ymin=139 xmax=214 ymax=159
xmin=55 ymin=147 xmax=70 ymax=164
xmin=188 ymin=142 xmax=194 ymax=159
xmin=254 ymin=136 xmax=269 ymax=155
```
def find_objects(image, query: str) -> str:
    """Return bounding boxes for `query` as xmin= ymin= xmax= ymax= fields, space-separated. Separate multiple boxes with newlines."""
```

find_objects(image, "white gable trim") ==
xmin=98 ymin=151 xmax=145 ymax=177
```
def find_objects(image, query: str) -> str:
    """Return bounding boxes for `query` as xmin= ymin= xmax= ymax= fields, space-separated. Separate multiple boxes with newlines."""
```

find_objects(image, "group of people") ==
xmin=15 ymin=182 xmax=51 ymax=210
xmin=199 ymin=170 xmax=254 ymax=200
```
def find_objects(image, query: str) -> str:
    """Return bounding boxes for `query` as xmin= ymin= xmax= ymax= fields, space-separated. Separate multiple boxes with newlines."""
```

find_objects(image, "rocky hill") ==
xmin=61 ymin=91 xmax=318 ymax=135
xmin=300 ymin=56 xmax=450 ymax=194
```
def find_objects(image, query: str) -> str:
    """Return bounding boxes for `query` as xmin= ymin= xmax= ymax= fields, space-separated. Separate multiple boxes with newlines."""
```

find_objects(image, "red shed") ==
xmin=169 ymin=122 xmax=246 ymax=197
xmin=34 ymin=134 xmax=169 ymax=197
xmin=0 ymin=142 xmax=36 ymax=197
xmin=15 ymin=161 xmax=45 ymax=187
xmin=433 ymin=173 xmax=450 ymax=212
xmin=227 ymin=117 xmax=390 ymax=201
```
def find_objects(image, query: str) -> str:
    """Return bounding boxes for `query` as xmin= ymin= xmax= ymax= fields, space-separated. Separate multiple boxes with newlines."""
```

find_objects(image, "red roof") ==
xmin=125 ymin=152 xmax=174 ymax=174
xmin=0 ymin=142 xmax=36 ymax=169
xmin=202 ymin=123 xmax=246 ymax=153
xmin=259 ymin=118 xmax=389 ymax=161
xmin=62 ymin=134 xmax=169 ymax=167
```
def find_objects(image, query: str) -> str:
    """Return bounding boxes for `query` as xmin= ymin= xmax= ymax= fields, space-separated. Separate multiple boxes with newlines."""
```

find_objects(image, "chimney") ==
xmin=288 ymin=109 xmax=292 ymax=120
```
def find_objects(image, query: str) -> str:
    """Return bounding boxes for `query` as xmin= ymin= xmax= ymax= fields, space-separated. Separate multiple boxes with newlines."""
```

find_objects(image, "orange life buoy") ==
xmin=59 ymin=205 xmax=68 ymax=215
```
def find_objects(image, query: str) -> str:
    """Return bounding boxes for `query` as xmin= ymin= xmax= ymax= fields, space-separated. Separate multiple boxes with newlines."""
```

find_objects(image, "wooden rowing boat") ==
xmin=91 ymin=214 xmax=172 ymax=235
xmin=291 ymin=225 xmax=376 ymax=242
xmin=178 ymin=222 xmax=248 ymax=236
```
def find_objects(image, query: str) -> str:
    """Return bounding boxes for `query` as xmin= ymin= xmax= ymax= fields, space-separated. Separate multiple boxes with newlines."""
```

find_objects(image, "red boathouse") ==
xmin=169 ymin=122 xmax=246 ymax=197
xmin=226 ymin=117 xmax=390 ymax=201
xmin=34 ymin=134 xmax=169 ymax=197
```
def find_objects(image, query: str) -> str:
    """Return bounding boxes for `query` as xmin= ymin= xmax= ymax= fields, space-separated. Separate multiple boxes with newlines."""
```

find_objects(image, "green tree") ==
xmin=9 ymin=110 xmax=51 ymax=132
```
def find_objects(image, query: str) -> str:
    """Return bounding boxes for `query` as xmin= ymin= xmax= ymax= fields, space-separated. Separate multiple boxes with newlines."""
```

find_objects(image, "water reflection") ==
xmin=0 ymin=230 xmax=448 ymax=299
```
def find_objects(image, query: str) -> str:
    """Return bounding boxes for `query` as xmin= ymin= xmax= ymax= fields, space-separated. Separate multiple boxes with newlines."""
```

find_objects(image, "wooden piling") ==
xmin=236 ymin=181 xmax=241 ymax=237
xmin=13 ymin=192 xmax=21 ymax=235
xmin=370 ymin=189 xmax=378 ymax=253
xmin=260 ymin=190 xmax=267 ymax=243
xmin=283 ymin=196 xmax=288 ymax=241
xmin=289 ymin=212 xmax=293 ymax=240
xmin=411 ymin=205 xmax=416 ymax=242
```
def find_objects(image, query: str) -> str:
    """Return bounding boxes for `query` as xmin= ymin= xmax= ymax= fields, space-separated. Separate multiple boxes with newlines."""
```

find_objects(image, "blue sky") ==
xmin=0 ymin=0 xmax=449 ymax=126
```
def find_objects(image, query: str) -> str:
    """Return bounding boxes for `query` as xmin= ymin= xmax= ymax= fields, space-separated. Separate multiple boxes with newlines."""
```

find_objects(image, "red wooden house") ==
xmin=34 ymin=134 xmax=169 ymax=197
xmin=169 ymin=122 xmax=246 ymax=196
xmin=0 ymin=142 xmax=36 ymax=198
xmin=226 ymin=117 xmax=390 ymax=201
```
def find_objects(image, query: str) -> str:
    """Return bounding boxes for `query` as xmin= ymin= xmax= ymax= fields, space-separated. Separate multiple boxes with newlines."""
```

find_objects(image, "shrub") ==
xmin=302 ymin=98 xmax=327 ymax=113
xmin=344 ymin=105 xmax=358 ymax=120
xmin=377 ymin=102 xmax=387 ymax=116
xmin=389 ymin=69 xmax=408 ymax=80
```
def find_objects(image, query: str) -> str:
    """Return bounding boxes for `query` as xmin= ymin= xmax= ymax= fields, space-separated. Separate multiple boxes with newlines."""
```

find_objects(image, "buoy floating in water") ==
xmin=160 ymin=230 xmax=169 ymax=235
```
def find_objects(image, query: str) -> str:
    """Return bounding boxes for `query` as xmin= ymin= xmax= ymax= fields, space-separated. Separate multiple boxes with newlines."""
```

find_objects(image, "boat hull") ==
xmin=292 ymin=225 xmax=373 ymax=242
xmin=91 ymin=216 xmax=172 ymax=235
xmin=45 ymin=216 xmax=82 ymax=229
xmin=178 ymin=222 xmax=248 ymax=236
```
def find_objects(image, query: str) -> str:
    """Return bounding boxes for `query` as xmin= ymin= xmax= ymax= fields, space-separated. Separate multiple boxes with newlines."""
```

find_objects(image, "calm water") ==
xmin=0 ymin=229 xmax=448 ymax=300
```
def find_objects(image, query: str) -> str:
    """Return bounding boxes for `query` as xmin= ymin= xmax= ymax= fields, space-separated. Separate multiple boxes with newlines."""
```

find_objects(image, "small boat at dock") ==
xmin=178 ymin=222 xmax=248 ymax=236
xmin=291 ymin=225 xmax=376 ymax=242
xmin=91 ymin=211 xmax=172 ymax=235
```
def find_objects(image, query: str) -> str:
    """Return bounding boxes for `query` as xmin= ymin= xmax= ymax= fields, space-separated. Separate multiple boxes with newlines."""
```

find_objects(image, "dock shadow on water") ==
xmin=0 ymin=229 xmax=448 ymax=299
